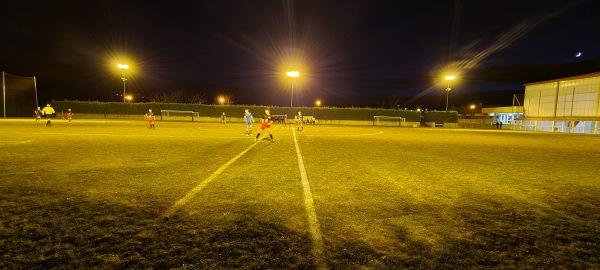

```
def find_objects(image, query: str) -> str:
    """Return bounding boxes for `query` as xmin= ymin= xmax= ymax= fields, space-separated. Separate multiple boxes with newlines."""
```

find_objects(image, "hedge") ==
xmin=50 ymin=101 xmax=458 ymax=123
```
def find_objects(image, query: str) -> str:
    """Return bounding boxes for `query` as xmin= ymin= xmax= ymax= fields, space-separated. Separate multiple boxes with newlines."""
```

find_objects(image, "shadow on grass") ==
xmin=2 ymin=188 xmax=599 ymax=269
xmin=0 ymin=188 xmax=315 ymax=269
xmin=326 ymin=193 xmax=600 ymax=269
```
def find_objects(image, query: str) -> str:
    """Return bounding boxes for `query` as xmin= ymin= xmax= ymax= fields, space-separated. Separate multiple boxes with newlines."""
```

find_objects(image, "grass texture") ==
xmin=0 ymin=119 xmax=598 ymax=269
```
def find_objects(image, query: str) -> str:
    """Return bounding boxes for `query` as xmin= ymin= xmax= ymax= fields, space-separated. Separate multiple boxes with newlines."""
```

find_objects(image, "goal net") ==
xmin=271 ymin=114 xmax=288 ymax=124
xmin=373 ymin=116 xmax=405 ymax=126
xmin=160 ymin=110 xmax=199 ymax=121
xmin=2 ymin=72 xmax=38 ymax=118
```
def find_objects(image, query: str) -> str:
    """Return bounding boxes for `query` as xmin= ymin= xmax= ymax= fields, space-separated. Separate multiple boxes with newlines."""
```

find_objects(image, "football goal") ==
xmin=373 ymin=116 xmax=405 ymax=126
xmin=2 ymin=71 xmax=38 ymax=118
xmin=160 ymin=110 xmax=199 ymax=121
xmin=271 ymin=114 xmax=288 ymax=124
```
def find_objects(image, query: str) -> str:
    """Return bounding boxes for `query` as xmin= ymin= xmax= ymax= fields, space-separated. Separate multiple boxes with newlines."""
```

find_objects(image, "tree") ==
xmin=189 ymin=92 xmax=208 ymax=104
xmin=149 ymin=91 xmax=184 ymax=103
xmin=217 ymin=93 xmax=235 ymax=105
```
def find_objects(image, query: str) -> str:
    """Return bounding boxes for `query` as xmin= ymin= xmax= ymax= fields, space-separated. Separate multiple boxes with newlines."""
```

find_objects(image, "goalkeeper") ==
xmin=41 ymin=104 xmax=55 ymax=127
xmin=255 ymin=109 xmax=274 ymax=142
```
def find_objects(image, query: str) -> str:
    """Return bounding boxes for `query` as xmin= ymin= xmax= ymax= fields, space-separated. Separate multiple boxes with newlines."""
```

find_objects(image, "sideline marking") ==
xmin=163 ymin=140 xmax=260 ymax=218
xmin=0 ymin=140 xmax=34 ymax=146
xmin=302 ymin=130 xmax=384 ymax=137
xmin=292 ymin=127 xmax=326 ymax=269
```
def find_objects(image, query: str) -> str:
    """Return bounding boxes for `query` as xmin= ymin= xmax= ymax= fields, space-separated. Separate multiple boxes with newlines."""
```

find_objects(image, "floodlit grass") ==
xmin=1 ymin=119 xmax=599 ymax=269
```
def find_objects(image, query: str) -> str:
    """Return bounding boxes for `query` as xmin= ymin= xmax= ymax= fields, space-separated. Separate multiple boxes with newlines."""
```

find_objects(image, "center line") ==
xmin=292 ymin=127 xmax=327 ymax=269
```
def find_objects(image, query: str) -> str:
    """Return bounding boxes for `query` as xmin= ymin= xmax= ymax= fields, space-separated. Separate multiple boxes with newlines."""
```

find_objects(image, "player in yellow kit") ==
xmin=41 ymin=104 xmax=55 ymax=127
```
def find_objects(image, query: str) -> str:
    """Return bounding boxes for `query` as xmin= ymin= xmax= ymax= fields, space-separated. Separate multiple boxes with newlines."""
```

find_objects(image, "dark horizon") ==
xmin=2 ymin=0 xmax=599 ymax=109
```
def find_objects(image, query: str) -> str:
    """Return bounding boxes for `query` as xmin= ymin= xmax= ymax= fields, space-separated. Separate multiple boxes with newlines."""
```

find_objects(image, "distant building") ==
xmin=481 ymin=94 xmax=524 ymax=126
xmin=513 ymin=72 xmax=600 ymax=134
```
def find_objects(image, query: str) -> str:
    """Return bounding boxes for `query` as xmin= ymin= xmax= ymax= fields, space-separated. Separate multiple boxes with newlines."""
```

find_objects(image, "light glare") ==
xmin=286 ymin=71 xmax=300 ymax=77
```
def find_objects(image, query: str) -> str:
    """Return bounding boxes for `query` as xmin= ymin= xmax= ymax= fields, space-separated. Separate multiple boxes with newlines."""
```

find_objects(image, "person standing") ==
xmin=255 ymin=109 xmax=274 ymax=142
xmin=244 ymin=109 xmax=254 ymax=136
xmin=41 ymin=104 xmax=55 ymax=127
xmin=145 ymin=109 xmax=155 ymax=129
xmin=34 ymin=107 xmax=42 ymax=121
xmin=296 ymin=111 xmax=304 ymax=131
xmin=221 ymin=112 xmax=227 ymax=124
xmin=66 ymin=108 xmax=73 ymax=122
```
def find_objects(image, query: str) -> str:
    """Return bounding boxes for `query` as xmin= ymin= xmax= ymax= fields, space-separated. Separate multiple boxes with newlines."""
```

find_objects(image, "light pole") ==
xmin=315 ymin=100 xmax=321 ymax=107
xmin=444 ymin=75 xmax=455 ymax=111
xmin=470 ymin=104 xmax=475 ymax=128
xmin=286 ymin=71 xmax=300 ymax=107
xmin=118 ymin=64 xmax=129 ymax=103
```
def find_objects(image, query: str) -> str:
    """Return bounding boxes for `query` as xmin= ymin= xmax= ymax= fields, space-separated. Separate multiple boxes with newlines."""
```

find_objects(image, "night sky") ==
xmin=1 ymin=0 xmax=599 ymax=109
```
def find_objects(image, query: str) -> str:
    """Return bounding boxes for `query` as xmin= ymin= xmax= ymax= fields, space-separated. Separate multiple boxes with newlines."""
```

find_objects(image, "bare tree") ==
xmin=217 ymin=93 xmax=235 ymax=105
xmin=149 ymin=91 xmax=184 ymax=103
xmin=189 ymin=92 xmax=208 ymax=104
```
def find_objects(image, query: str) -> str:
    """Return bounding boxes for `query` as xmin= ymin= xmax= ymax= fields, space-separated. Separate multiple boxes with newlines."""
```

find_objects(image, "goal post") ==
xmin=160 ymin=110 xmax=199 ymax=121
xmin=373 ymin=115 xmax=405 ymax=126
xmin=271 ymin=114 xmax=288 ymax=124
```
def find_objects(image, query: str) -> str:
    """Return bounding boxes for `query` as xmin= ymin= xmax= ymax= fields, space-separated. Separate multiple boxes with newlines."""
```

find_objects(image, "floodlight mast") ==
xmin=444 ymin=75 xmax=455 ymax=111
xmin=118 ymin=64 xmax=129 ymax=103
xmin=286 ymin=71 xmax=300 ymax=107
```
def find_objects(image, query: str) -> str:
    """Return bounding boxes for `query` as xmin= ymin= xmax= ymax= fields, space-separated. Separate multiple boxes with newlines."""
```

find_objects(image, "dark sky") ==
xmin=1 ymin=0 xmax=599 ymax=109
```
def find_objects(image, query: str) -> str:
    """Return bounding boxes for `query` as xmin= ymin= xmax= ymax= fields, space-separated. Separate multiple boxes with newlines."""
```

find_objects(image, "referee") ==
xmin=41 ymin=103 xmax=55 ymax=127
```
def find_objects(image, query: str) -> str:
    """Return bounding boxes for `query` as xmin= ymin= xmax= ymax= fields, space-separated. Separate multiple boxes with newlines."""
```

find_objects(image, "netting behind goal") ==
xmin=271 ymin=114 xmax=288 ymax=124
xmin=373 ymin=116 xmax=405 ymax=126
xmin=2 ymin=72 xmax=38 ymax=118
xmin=160 ymin=110 xmax=199 ymax=121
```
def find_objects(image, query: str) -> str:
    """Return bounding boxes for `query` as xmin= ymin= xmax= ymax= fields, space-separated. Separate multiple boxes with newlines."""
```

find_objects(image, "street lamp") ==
xmin=444 ymin=75 xmax=455 ymax=111
xmin=118 ymin=64 xmax=129 ymax=103
xmin=315 ymin=100 xmax=322 ymax=107
xmin=286 ymin=71 xmax=300 ymax=107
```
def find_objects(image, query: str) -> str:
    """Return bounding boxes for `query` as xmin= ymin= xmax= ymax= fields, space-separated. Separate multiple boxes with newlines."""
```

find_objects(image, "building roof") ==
xmin=523 ymin=71 xmax=600 ymax=86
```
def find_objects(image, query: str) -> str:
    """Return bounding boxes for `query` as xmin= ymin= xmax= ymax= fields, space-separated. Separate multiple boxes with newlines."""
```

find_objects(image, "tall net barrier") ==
xmin=2 ymin=72 xmax=38 ymax=118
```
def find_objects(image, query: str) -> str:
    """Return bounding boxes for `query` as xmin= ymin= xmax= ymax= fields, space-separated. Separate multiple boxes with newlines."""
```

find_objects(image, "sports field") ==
xmin=1 ymin=119 xmax=599 ymax=269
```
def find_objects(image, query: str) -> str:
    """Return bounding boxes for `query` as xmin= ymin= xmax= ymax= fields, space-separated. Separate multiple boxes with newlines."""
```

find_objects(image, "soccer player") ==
xmin=244 ymin=109 xmax=254 ymax=136
xmin=255 ymin=109 xmax=274 ymax=142
xmin=296 ymin=111 xmax=304 ymax=131
xmin=66 ymin=108 xmax=73 ymax=122
xmin=145 ymin=109 xmax=155 ymax=129
xmin=41 ymin=103 xmax=55 ymax=127
xmin=34 ymin=107 xmax=42 ymax=121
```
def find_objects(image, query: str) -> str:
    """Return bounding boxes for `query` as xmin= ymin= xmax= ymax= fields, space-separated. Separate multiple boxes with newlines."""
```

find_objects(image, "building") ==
xmin=513 ymin=72 xmax=600 ymax=134
xmin=480 ymin=94 xmax=524 ymax=126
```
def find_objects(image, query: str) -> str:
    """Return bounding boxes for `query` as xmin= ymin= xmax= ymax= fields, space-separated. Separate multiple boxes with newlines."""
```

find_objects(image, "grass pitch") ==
xmin=1 ymin=119 xmax=599 ymax=269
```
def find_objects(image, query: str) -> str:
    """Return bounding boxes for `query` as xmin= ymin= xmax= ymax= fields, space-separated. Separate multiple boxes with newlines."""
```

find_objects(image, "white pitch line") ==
xmin=292 ymin=127 xmax=327 ymax=269
xmin=163 ymin=140 xmax=260 ymax=218
xmin=301 ymin=130 xmax=384 ymax=137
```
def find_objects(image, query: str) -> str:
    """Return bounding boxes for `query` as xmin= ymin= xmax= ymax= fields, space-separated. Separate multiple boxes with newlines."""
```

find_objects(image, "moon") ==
xmin=575 ymin=52 xmax=582 ymax=57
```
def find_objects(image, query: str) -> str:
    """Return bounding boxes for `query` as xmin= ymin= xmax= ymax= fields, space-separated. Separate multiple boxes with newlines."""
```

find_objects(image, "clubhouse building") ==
xmin=513 ymin=72 xmax=600 ymax=134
